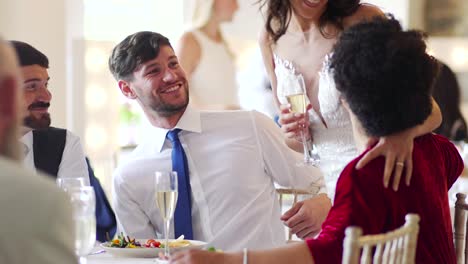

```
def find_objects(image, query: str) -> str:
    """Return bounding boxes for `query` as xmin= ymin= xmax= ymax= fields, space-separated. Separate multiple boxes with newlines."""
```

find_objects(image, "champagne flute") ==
xmin=68 ymin=186 xmax=96 ymax=264
xmin=282 ymin=74 xmax=320 ymax=166
xmin=56 ymin=177 xmax=86 ymax=191
xmin=155 ymin=171 xmax=178 ymax=257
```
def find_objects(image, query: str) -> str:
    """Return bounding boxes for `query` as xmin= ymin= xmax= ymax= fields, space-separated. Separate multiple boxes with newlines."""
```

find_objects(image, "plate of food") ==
xmin=101 ymin=233 xmax=207 ymax=258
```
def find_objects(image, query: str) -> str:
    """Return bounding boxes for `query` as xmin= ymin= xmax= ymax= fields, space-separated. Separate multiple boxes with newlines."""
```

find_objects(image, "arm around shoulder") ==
xmin=409 ymin=98 xmax=442 ymax=138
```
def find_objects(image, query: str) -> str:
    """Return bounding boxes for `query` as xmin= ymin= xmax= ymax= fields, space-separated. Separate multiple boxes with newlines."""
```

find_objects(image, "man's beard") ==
xmin=153 ymin=98 xmax=189 ymax=117
xmin=24 ymin=113 xmax=51 ymax=129
xmin=151 ymin=84 xmax=189 ymax=117
xmin=23 ymin=101 xmax=51 ymax=129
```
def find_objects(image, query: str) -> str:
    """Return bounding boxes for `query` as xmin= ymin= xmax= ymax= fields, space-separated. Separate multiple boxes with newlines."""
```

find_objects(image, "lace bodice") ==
xmin=274 ymin=54 xmax=358 ymax=199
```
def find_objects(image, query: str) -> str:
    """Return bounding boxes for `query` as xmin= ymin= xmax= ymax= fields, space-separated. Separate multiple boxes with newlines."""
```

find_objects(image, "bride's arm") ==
xmin=356 ymin=98 xmax=442 ymax=190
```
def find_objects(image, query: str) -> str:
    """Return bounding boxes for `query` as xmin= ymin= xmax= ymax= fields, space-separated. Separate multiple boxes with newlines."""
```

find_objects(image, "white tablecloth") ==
xmin=88 ymin=254 xmax=157 ymax=264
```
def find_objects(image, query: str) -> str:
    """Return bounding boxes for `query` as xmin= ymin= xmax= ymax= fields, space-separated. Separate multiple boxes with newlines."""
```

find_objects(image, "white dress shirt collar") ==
xmin=20 ymin=131 xmax=33 ymax=154
xmin=153 ymin=106 xmax=202 ymax=153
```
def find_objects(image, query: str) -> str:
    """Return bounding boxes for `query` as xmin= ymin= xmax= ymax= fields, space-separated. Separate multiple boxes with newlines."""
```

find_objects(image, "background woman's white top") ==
xmin=189 ymin=30 xmax=239 ymax=107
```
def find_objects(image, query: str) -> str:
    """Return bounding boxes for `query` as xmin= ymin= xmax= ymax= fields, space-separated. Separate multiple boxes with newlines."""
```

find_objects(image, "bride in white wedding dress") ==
xmin=259 ymin=0 xmax=442 ymax=239
xmin=274 ymin=54 xmax=356 ymax=199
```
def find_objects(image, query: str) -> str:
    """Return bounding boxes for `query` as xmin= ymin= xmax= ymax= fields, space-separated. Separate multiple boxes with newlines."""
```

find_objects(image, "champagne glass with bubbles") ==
xmin=278 ymin=68 xmax=320 ymax=166
xmin=155 ymin=171 xmax=178 ymax=257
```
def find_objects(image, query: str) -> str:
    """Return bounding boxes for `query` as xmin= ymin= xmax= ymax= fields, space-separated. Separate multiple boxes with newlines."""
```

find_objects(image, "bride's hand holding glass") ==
xmin=278 ymin=103 xmax=312 ymax=141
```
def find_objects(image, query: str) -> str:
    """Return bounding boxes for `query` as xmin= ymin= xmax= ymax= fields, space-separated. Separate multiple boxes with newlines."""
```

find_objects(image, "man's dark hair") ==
xmin=330 ymin=15 xmax=439 ymax=137
xmin=9 ymin=40 xmax=49 ymax=68
xmin=109 ymin=31 xmax=172 ymax=81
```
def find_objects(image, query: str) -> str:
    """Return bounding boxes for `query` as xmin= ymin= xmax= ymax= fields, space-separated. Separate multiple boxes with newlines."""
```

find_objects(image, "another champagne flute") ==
xmin=68 ymin=186 xmax=96 ymax=264
xmin=283 ymin=74 xmax=320 ymax=166
xmin=155 ymin=171 xmax=178 ymax=257
xmin=56 ymin=177 xmax=86 ymax=191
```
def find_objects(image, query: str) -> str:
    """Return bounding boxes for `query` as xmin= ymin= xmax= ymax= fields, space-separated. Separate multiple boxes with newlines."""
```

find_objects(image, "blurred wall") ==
xmin=0 ymin=0 xmax=71 ymax=129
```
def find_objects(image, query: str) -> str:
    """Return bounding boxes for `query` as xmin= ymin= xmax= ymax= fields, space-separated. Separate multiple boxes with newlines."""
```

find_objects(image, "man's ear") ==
xmin=118 ymin=80 xmax=137 ymax=99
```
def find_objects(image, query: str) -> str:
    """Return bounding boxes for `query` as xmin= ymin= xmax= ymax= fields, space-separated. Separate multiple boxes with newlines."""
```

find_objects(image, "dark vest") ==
xmin=32 ymin=127 xmax=66 ymax=177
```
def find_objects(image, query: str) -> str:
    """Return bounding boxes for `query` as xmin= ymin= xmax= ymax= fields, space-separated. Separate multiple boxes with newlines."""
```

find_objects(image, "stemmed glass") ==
xmin=155 ymin=171 xmax=178 ymax=257
xmin=56 ymin=177 xmax=86 ymax=190
xmin=67 ymin=186 xmax=97 ymax=264
xmin=279 ymin=72 xmax=320 ymax=166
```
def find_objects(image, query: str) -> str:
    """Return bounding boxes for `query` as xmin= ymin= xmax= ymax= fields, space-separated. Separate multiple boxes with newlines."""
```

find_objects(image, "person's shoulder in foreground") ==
xmin=0 ymin=157 xmax=77 ymax=264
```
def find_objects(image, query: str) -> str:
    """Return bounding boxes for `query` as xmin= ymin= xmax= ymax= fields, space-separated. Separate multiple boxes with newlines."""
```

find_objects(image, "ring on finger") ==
xmin=395 ymin=161 xmax=404 ymax=167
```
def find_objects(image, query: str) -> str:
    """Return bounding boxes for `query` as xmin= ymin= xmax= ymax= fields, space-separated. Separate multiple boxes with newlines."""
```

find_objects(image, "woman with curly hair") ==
xmin=258 ymin=1 xmax=442 ymax=239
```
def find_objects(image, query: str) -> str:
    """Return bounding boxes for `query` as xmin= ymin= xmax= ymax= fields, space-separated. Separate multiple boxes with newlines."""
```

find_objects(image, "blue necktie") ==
xmin=166 ymin=129 xmax=193 ymax=239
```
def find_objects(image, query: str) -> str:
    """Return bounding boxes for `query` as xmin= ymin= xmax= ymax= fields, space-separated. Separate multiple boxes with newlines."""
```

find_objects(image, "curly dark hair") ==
xmin=259 ymin=0 xmax=360 ymax=42
xmin=109 ymin=31 xmax=172 ymax=81
xmin=10 ymin=40 xmax=49 ymax=68
xmin=330 ymin=16 xmax=439 ymax=137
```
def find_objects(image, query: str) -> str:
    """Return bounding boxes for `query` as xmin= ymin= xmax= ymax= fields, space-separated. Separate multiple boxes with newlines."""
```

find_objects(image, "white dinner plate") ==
xmin=101 ymin=239 xmax=207 ymax=258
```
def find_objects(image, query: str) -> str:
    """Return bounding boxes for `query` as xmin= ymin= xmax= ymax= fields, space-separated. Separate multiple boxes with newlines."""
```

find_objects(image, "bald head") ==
xmin=0 ymin=37 xmax=22 ymax=160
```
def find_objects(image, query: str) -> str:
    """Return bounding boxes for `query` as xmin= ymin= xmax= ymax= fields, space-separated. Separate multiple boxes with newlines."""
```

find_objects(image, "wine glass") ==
xmin=155 ymin=171 xmax=178 ymax=257
xmin=68 ymin=186 xmax=96 ymax=264
xmin=279 ymin=72 xmax=320 ymax=166
xmin=56 ymin=177 xmax=86 ymax=191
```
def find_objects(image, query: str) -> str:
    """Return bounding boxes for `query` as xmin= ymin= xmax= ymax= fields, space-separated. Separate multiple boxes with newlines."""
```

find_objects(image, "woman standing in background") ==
xmin=177 ymin=0 xmax=240 ymax=110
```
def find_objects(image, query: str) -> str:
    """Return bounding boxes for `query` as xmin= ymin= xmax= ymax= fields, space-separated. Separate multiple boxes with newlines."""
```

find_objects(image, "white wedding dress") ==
xmin=275 ymin=54 xmax=357 ymax=199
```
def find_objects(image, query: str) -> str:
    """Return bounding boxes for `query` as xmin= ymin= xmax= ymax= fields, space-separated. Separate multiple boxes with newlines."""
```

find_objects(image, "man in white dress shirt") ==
xmin=0 ymin=37 xmax=76 ymax=264
xmin=109 ymin=31 xmax=330 ymax=251
xmin=10 ymin=41 xmax=89 ymax=184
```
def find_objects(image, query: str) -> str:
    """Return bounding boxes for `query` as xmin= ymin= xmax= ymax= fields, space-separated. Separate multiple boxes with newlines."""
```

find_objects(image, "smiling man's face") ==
xmin=125 ymin=45 xmax=189 ymax=117
xmin=21 ymin=64 xmax=52 ymax=129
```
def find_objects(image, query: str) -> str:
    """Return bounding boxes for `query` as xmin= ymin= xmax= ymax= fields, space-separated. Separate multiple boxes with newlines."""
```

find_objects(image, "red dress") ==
xmin=307 ymin=134 xmax=463 ymax=263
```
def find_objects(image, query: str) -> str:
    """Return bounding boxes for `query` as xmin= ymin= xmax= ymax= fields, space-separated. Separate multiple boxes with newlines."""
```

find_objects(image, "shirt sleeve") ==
xmin=112 ymin=169 xmax=157 ymax=238
xmin=57 ymin=131 xmax=90 ymax=185
xmin=252 ymin=111 xmax=326 ymax=195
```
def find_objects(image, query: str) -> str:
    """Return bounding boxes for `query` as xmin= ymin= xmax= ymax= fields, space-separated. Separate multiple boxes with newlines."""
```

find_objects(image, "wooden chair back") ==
xmin=342 ymin=213 xmax=420 ymax=264
xmin=454 ymin=192 xmax=468 ymax=264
